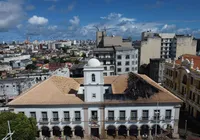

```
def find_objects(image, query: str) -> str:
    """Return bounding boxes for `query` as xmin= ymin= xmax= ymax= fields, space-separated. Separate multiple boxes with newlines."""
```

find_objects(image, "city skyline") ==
xmin=1 ymin=0 xmax=200 ymax=41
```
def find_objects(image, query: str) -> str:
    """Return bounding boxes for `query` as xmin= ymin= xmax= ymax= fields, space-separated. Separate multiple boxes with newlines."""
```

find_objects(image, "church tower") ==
xmin=84 ymin=58 xmax=104 ymax=102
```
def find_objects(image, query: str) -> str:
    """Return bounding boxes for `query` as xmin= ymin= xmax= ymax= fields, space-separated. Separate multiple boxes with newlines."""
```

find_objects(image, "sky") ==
xmin=1 ymin=0 xmax=200 ymax=42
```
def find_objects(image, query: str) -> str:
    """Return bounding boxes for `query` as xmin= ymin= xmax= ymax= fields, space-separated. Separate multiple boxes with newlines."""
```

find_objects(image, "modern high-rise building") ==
xmin=139 ymin=31 xmax=197 ymax=66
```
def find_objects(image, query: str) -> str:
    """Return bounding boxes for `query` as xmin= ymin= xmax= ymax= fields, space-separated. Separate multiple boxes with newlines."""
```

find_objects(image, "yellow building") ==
xmin=164 ymin=54 xmax=200 ymax=120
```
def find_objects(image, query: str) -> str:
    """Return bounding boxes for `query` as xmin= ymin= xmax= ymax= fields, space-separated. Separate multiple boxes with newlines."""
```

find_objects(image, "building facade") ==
xmin=8 ymin=58 xmax=182 ymax=139
xmin=93 ymin=47 xmax=138 ymax=76
xmin=139 ymin=31 xmax=197 ymax=66
xmin=149 ymin=58 xmax=165 ymax=83
xmin=164 ymin=54 xmax=200 ymax=120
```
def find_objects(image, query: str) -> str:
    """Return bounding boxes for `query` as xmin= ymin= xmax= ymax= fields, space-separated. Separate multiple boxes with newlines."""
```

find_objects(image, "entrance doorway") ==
xmin=91 ymin=128 xmax=99 ymax=138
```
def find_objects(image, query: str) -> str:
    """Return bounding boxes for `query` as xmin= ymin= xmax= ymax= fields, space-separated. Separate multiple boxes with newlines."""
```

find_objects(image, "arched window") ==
xmin=92 ymin=74 xmax=95 ymax=82
xmin=182 ymin=75 xmax=187 ymax=84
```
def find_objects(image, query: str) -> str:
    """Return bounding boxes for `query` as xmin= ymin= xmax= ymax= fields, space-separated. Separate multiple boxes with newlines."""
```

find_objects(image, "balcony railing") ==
xmin=50 ymin=118 xmax=60 ymax=123
xmin=164 ymin=116 xmax=172 ymax=121
xmin=140 ymin=117 xmax=149 ymax=122
xmin=61 ymin=118 xmax=71 ymax=123
xmin=128 ymin=117 xmax=138 ymax=122
xmin=73 ymin=117 xmax=81 ymax=122
xmin=117 ymin=117 xmax=126 ymax=122
xmin=151 ymin=116 xmax=161 ymax=122
xmin=39 ymin=118 xmax=49 ymax=124
xmin=106 ymin=117 xmax=115 ymax=122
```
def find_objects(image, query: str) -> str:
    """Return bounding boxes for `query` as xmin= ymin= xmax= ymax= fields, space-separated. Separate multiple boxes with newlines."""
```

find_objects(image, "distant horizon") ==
xmin=1 ymin=0 xmax=200 ymax=42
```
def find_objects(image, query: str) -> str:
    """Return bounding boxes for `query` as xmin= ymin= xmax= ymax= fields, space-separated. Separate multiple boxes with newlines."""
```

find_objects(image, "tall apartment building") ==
xmin=139 ymin=31 xmax=197 ymax=66
xmin=164 ymin=54 xmax=200 ymax=120
xmin=93 ymin=47 xmax=138 ymax=76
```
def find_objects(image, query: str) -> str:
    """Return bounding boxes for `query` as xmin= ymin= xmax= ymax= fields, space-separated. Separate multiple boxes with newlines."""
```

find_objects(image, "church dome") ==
xmin=87 ymin=58 xmax=101 ymax=67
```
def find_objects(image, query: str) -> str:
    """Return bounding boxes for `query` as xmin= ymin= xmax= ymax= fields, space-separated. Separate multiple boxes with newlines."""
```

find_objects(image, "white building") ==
xmin=8 ymin=58 xmax=182 ymax=139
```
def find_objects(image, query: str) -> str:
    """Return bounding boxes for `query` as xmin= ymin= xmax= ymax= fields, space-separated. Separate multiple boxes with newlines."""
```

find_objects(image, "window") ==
xmin=105 ymin=89 xmax=109 ymax=94
xmin=165 ymin=110 xmax=171 ymax=120
xmin=110 ymin=72 xmax=114 ymax=75
xmin=110 ymin=66 xmax=114 ymax=70
xmin=191 ymin=77 xmax=193 ymax=85
xmin=182 ymin=75 xmax=187 ymax=84
xmin=42 ymin=112 xmax=48 ymax=121
xmin=104 ymin=67 xmax=107 ymax=70
xmin=142 ymin=110 xmax=149 ymax=120
xmin=30 ymin=112 xmax=36 ymax=119
xmin=154 ymin=110 xmax=160 ymax=120
xmin=64 ymin=111 xmax=70 ymax=121
xmin=135 ymin=61 xmax=137 ymax=64
xmin=136 ymin=54 xmax=138 ymax=58
xmin=117 ymin=68 xmax=121 ymax=72
xmin=92 ymin=93 xmax=96 ymax=98
xmin=103 ymin=73 xmax=107 ymax=76
xmin=132 ymin=61 xmax=135 ymax=65
xmin=132 ymin=55 xmax=135 ymax=58
xmin=125 ymin=61 xmax=129 ymax=65
xmin=91 ymin=111 xmax=98 ymax=120
xmin=92 ymin=74 xmax=95 ymax=82
xmin=125 ymin=68 xmax=129 ymax=72
xmin=125 ymin=55 xmax=130 ymax=59
xmin=131 ymin=110 xmax=137 ymax=120
xmin=108 ymin=111 xmax=114 ymax=120
xmin=189 ymin=91 xmax=192 ymax=99
xmin=75 ymin=111 xmax=81 ymax=121
xmin=53 ymin=111 xmax=59 ymax=121
xmin=119 ymin=110 xmax=126 ymax=120
xmin=117 ymin=62 xmax=121 ymax=66
xmin=117 ymin=55 xmax=121 ymax=59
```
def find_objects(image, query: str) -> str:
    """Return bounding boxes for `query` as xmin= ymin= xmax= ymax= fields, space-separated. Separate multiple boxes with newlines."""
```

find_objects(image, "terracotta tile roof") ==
xmin=8 ymin=74 xmax=182 ymax=106
xmin=176 ymin=54 xmax=200 ymax=69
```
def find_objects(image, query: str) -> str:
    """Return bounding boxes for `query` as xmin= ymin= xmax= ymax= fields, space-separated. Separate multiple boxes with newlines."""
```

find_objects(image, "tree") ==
xmin=43 ymin=59 xmax=49 ymax=64
xmin=0 ymin=112 xmax=37 ymax=140
xmin=26 ymin=64 xmax=37 ymax=70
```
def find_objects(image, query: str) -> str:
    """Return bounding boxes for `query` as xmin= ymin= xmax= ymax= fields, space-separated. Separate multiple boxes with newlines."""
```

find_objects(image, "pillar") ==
xmin=173 ymin=105 xmax=181 ymax=138
xmin=127 ymin=129 xmax=129 ymax=137
xmin=138 ymin=128 xmax=141 ymax=138
xmin=39 ymin=130 xmax=42 ymax=138
xmin=149 ymin=128 xmax=152 ymax=137
xmin=61 ymin=129 xmax=64 ymax=138
xmin=83 ymin=107 xmax=89 ymax=138
xmin=104 ymin=129 xmax=107 ymax=138
xmin=72 ymin=130 xmax=75 ymax=138
xmin=50 ymin=129 xmax=53 ymax=138
xmin=116 ymin=129 xmax=118 ymax=137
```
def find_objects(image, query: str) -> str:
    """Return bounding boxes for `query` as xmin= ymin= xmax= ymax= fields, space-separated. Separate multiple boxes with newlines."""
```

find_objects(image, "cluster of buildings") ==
xmin=1 ymin=29 xmax=200 ymax=139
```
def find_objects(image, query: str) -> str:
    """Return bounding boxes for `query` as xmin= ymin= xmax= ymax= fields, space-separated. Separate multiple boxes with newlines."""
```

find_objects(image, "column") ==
xmin=116 ymin=129 xmax=118 ymax=137
xmin=105 ymin=129 xmax=107 ymax=138
xmin=61 ymin=129 xmax=64 ymax=139
xmin=99 ymin=107 xmax=105 ymax=138
xmin=39 ymin=130 xmax=42 ymax=138
xmin=127 ymin=129 xmax=129 ymax=137
xmin=138 ymin=128 xmax=141 ymax=138
xmin=72 ymin=130 xmax=75 ymax=138
xmin=50 ymin=129 xmax=53 ymax=138
xmin=83 ymin=107 xmax=89 ymax=138
xmin=149 ymin=128 xmax=152 ymax=137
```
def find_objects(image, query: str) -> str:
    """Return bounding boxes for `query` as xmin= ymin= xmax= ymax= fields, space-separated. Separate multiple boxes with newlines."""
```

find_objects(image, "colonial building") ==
xmin=164 ymin=54 xmax=200 ymax=121
xmin=8 ymin=58 xmax=182 ymax=139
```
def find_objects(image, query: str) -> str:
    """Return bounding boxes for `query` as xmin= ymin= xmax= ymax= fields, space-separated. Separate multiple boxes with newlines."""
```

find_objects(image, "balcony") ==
xmin=140 ymin=117 xmax=149 ymax=122
xmin=90 ymin=117 xmax=99 ymax=124
xmin=39 ymin=118 xmax=49 ymax=124
xmin=73 ymin=117 xmax=81 ymax=123
xmin=151 ymin=116 xmax=161 ymax=122
xmin=50 ymin=118 xmax=60 ymax=124
xmin=61 ymin=118 xmax=71 ymax=123
xmin=128 ymin=117 xmax=138 ymax=122
xmin=117 ymin=117 xmax=127 ymax=122
xmin=163 ymin=116 xmax=173 ymax=122
xmin=106 ymin=117 xmax=116 ymax=122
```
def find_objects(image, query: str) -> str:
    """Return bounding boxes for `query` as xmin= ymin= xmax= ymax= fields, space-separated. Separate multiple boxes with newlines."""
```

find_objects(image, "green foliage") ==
xmin=43 ymin=59 xmax=49 ymax=64
xmin=26 ymin=64 xmax=37 ymax=70
xmin=0 ymin=112 xmax=37 ymax=140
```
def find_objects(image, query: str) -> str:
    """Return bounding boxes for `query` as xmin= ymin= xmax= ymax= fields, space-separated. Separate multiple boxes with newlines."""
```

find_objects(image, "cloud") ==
xmin=48 ymin=25 xmax=57 ymax=30
xmin=67 ymin=2 xmax=75 ymax=11
xmin=28 ymin=15 xmax=48 ymax=25
xmin=69 ymin=16 xmax=80 ymax=26
xmin=48 ymin=5 xmax=56 ymax=11
xmin=161 ymin=24 xmax=176 ymax=32
xmin=0 ymin=0 xmax=25 ymax=32
xmin=101 ymin=13 xmax=122 ymax=20
xmin=16 ymin=24 xmax=22 ymax=29
xmin=25 ymin=5 xmax=35 ymax=11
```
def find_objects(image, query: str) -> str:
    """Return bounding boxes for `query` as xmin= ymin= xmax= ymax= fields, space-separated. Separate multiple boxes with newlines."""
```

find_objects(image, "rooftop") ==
xmin=8 ymin=73 xmax=182 ymax=106
xmin=176 ymin=54 xmax=200 ymax=69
